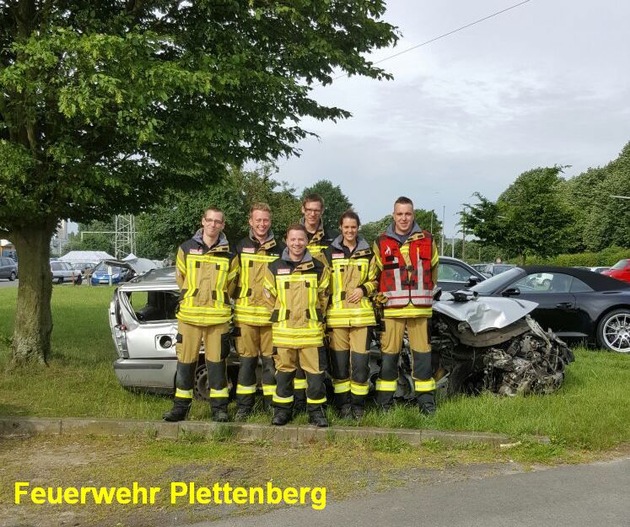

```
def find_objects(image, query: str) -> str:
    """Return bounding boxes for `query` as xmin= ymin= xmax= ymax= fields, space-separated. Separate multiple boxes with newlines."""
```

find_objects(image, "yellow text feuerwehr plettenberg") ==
xmin=14 ymin=481 xmax=327 ymax=510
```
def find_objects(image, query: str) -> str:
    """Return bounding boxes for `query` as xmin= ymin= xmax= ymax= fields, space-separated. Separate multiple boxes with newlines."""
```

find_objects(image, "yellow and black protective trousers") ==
xmin=173 ymin=321 xmax=231 ymax=413
xmin=232 ymin=234 xmax=283 ymax=412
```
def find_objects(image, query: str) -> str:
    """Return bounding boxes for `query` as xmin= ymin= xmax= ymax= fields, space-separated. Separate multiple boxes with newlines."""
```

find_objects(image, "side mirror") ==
xmin=502 ymin=287 xmax=520 ymax=297
xmin=467 ymin=275 xmax=481 ymax=286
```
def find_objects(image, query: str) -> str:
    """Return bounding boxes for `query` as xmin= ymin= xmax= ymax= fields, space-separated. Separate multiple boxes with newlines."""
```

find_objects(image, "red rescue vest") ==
xmin=377 ymin=231 xmax=434 ymax=308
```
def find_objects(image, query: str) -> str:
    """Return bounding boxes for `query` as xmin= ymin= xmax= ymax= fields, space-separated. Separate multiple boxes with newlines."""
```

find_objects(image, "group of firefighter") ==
xmin=163 ymin=193 xmax=440 ymax=428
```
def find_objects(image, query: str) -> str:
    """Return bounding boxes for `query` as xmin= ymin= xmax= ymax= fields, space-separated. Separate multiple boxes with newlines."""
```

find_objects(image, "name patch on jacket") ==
xmin=189 ymin=248 xmax=203 ymax=255
xmin=278 ymin=269 xmax=291 ymax=275
xmin=332 ymin=253 xmax=344 ymax=259
xmin=242 ymin=248 xmax=255 ymax=253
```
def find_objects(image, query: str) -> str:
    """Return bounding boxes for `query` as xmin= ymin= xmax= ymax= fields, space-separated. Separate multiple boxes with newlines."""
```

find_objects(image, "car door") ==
xmin=505 ymin=272 xmax=586 ymax=338
xmin=437 ymin=260 xmax=479 ymax=291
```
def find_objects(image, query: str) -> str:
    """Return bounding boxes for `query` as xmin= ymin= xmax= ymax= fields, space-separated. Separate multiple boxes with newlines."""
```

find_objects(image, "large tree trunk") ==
xmin=10 ymin=225 xmax=56 ymax=366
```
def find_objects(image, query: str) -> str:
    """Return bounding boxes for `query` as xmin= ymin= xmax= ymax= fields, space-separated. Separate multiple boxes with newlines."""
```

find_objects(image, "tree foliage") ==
xmin=360 ymin=209 xmax=442 ymax=245
xmin=463 ymin=167 xmax=575 ymax=263
xmin=564 ymin=143 xmax=630 ymax=251
xmin=301 ymin=179 xmax=352 ymax=233
xmin=136 ymin=165 xmax=301 ymax=259
xmin=0 ymin=1 xmax=398 ymax=364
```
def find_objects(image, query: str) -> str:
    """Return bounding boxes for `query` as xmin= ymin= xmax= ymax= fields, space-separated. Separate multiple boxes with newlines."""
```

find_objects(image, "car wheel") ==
xmin=193 ymin=361 xmax=238 ymax=401
xmin=194 ymin=362 xmax=210 ymax=402
xmin=9 ymin=271 xmax=16 ymax=281
xmin=596 ymin=309 xmax=630 ymax=353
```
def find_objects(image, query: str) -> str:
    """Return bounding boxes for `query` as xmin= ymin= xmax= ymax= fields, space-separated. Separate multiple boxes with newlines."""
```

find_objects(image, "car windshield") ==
xmin=94 ymin=262 xmax=124 ymax=274
xmin=610 ymin=259 xmax=629 ymax=270
xmin=470 ymin=267 xmax=525 ymax=294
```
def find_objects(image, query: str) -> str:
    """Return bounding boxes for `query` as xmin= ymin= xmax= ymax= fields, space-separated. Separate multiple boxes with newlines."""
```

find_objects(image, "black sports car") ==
xmin=468 ymin=265 xmax=630 ymax=353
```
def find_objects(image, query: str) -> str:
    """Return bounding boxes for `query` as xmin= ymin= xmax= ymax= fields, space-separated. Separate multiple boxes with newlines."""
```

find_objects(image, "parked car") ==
xmin=71 ymin=262 xmax=97 ymax=280
xmin=469 ymin=266 xmax=630 ymax=352
xmin=474 ymin=262 xmax=516 ymax=277
xmin=91 ymin=257 xmax=156 ymax=285
xmin=0 ymin=257 xmax=18 ymax=281
xmin=602 ymin=259 xmax=630 ymax=284
xmin=437 ymin=256 xmax=486 ymax=291
xmin=50 ymin=260 xmax=75 ymax=284
xmin=109 ymin=267 xmax=240 ymax=397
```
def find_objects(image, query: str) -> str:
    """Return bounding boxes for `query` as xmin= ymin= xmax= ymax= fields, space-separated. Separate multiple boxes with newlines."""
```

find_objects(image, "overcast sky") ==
xmin=274 ymin=0 xmax=630 ymax=238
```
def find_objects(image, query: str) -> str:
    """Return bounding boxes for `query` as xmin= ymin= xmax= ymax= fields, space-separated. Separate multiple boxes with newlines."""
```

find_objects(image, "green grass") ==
xmin=1 ymin=286 xmax=629 ymax=450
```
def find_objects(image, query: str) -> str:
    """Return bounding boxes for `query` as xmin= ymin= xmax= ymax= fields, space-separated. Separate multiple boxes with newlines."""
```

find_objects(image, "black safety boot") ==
xmin=308 ymin=407 xmax=329 ymax=428
xmin=351 ymin=405 xmax=365 ymax=420
xmin=334 ymin=392 xmax=352 ymax=419
xmin=271 ymin=408 xmax=292 ymax=426
xmin=417 ymin=392 xmax=436 ymax=416
xmin=211 ymin=409 xmax=230 ymax=422
xmin=234 ymin=407 xmax=252 ymax=422
xmin=162 ymin=399 xmax=191 ymax=422
xmin=293 ymin=397 xmax=306 ymax=415
xmin=338 ymin=404 xmax=353 ymax=419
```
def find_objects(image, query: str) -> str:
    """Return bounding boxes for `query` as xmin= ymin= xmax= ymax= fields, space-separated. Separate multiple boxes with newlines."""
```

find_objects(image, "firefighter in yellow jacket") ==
xmin=373 ymin=196 xmax=439 ymax=415
xmin=294 ymin=193 xmax=337 ymax=411
xmin=263 ymin=224 xmax=331 ymax=427
xmin=231 ymin=203 xmax=284 ymax=420
xmin=323 ymin=210 xmax=378 ymax=419
xmin=163 ymin=207 xmax=237 ymax=423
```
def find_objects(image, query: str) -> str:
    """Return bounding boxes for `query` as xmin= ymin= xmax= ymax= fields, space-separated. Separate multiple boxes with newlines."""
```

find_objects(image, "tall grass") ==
xmin=1 ymin=285 xmax=629 ymax=449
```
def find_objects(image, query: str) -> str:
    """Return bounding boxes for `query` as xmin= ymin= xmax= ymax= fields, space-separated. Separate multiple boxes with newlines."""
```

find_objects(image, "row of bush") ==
xmin=514 ymin=246 xmax=630 ymax=267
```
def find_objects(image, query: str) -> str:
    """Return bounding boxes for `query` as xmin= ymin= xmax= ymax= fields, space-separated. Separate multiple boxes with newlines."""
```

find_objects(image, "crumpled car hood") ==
xmin=435 ymin=292 xmax=538 ymax=334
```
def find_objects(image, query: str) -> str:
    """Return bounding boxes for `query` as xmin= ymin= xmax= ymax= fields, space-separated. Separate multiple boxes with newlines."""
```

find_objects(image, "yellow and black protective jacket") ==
xmin=373 ymin=223 xmax=439 ymax=319
xmin=232 ymin=230 xmax=284 ymax=326
xmin=301 ymin=218 xmax=337 ymax=265
xmin=323 ymin=235 xmax=377 ymax=328
xmin=176 ymin=230 xmax=237 ymax=326
xmin=264 ymin=249 xmax=330 ymax=348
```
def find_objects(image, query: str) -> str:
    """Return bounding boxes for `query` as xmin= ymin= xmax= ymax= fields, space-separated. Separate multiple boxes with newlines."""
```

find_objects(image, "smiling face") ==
xmin=340 ymin=217 xmax=359 ymax=246
xmin=249 ymin=209 xmax=271 ymax=241
xmin=286 ymin=228 xmax=308 ymax=261
xmin=392 ymin=202 xmax=414 ymax=236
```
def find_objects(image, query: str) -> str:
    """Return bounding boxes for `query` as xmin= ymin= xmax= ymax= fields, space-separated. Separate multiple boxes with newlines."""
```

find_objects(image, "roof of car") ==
xmin=117 ymin=266 xmax=178 ymax=290
xmin=522 ymin=265 xmax=630 ymax=291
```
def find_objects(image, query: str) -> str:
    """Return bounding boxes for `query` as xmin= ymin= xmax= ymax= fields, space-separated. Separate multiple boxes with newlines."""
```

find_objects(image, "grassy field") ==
xmin=1 ymin=285 xmax=629 ymax=450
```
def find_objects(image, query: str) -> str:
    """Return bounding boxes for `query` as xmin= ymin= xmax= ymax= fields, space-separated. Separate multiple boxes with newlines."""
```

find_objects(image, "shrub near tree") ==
xmin=0 ymin=1 xmax=398 ymax=365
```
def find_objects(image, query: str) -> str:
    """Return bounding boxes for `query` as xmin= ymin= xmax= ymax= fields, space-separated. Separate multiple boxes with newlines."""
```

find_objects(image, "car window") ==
xmin=610 ymin=259 xmax=629 ymax=270
xmin=514 ymin=272 xmax=593 ymax=294
xmin=438 ymin=262 xmax=470 ymax=283
xmin=127 ymin=290 xmax=180 ymax=322
xmin=51 ymin=262 xmax=60 ymax=271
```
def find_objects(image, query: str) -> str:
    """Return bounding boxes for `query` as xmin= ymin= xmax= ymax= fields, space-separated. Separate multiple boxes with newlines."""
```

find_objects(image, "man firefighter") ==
xmin=323 ymin=210 xmax=378 ymax=419
xmin=293 ymin=193 xmax=337 ymax=411
xmin=373 ymin=196 xmax=439 ymax=415
xmin=264 ymin=224 xmax=331 ymax=427
xmin=163 ymin=207 xmax=237 ymax=423
xmin=231 ymin=203 xmax=284 ymax=420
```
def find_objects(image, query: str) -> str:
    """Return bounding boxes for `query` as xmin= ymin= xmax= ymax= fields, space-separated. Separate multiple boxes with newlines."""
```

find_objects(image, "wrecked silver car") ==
xmin=109 ymin=267 xmax=239 ymax=399
xmin=109 ymin=268 xmax=573 ymax=400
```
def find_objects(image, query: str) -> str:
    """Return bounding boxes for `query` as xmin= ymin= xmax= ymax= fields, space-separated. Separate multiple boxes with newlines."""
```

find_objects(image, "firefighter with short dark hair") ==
xmin=264 ymin=224 xmax=331 ymax=427
xmin=373 ymin=196 xmax=439 ymax=415
xmin=163 ymin=207 xmax=237 ymax=423
xmin=293 ymin=193 xmax=337 ymax=411
xmin=323 ymin=210 xmax=377 ymax=419
xmin=232 ymin=203 xmax=284 ymax=420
